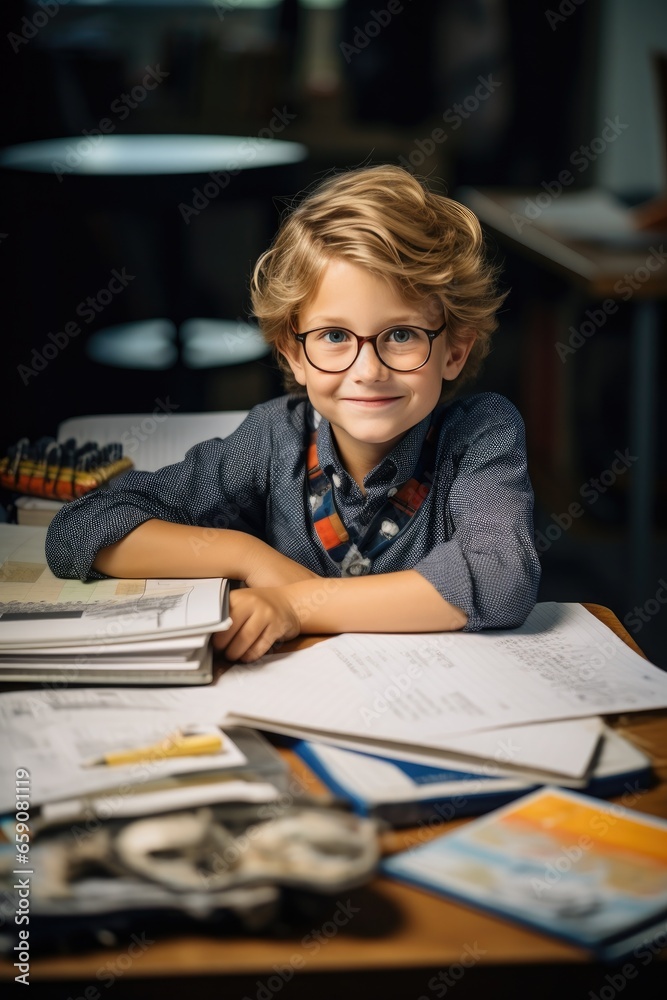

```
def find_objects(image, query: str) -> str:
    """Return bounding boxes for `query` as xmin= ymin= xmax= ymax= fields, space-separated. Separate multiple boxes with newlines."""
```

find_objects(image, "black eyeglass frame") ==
xmin=292 ymin=320 xmax=447 ymax=373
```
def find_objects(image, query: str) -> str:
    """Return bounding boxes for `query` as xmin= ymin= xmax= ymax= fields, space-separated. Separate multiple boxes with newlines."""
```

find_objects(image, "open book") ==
xmin=0 ymin=525 xmax=231 ymax=685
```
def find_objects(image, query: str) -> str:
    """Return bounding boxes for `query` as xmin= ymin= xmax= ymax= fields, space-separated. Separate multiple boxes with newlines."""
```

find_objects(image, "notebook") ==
xmin=294 ymin=727 xmax=652 ymax=827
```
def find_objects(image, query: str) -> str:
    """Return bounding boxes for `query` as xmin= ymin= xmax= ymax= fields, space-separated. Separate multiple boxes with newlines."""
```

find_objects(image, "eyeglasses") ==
xmin=293 ymin=321 xmax=447 ymax=373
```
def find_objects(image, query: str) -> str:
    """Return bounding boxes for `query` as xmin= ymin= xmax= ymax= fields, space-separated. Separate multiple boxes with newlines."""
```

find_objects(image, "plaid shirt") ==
xmin=45 ymin=392 xmax=540 ymax=631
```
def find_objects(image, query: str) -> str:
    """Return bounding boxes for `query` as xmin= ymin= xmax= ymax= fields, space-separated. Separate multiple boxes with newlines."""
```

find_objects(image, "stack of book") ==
xmin=291 ymin=726 xmax=653 ymax=827
xmin=0 ymin=524 xmax=230 ymax=684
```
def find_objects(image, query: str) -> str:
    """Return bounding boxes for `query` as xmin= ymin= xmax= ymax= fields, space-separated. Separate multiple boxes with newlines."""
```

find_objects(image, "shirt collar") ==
xmin=313 ymin=406 xmax=434 ymax=489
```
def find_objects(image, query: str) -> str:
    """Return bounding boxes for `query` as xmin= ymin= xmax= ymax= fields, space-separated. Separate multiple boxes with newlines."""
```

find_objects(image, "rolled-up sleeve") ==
xmin=45 ymin=409 xmax=270 ymax=582
xmin=413 ymin=397 xmax=540 ymax=631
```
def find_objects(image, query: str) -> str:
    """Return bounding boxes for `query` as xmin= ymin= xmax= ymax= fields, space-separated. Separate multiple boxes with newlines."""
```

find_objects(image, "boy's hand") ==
xmin=213 ymin=587 xmax=301 ymax=663
xmin=243 ymin=538 xmax=320 ymax=589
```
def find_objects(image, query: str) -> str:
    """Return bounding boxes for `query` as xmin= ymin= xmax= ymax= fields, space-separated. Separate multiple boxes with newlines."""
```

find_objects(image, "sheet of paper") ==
xmin=216 ymin=603 xmax=667 ymax=777
xmin=0 ymin=686 xmax=245 ymax=811
xmin=225 ymin=717 xmax=600 ymax=783
xmin=0 ymin=525 xmax=229 ymax=646
xmin=266 ymin=718 xmax=603 ymax=782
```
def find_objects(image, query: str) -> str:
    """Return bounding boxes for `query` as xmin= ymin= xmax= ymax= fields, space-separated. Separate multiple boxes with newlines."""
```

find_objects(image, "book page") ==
xmin=218 ymin=604 xmax=667 ymax=769
xmin=0 ymin=525 xmax=229 ymax=645
xmin=269 ymin=718 xmax=603 ymax=782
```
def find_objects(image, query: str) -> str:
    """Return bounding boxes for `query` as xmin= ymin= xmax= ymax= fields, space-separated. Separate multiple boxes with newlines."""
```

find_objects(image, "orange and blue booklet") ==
xmin=382 ymin=786 xmax=667 ymax=960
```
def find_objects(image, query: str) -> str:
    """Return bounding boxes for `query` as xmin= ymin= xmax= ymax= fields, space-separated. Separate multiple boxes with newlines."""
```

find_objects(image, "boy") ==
xmin=46 ymin=165 xmax=540 ymax=662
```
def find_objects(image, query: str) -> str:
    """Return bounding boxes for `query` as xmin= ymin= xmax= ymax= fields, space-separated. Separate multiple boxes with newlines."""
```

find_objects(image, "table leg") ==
xmin=629 ymin=299 xmax=659 ymax=599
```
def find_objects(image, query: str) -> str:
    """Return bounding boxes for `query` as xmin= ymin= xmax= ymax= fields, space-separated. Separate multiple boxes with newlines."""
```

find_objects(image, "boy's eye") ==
xmin=320 ymin=328 xmax=351 ymax=345
xmin=385 ymin=327 xmax=418 ymax=344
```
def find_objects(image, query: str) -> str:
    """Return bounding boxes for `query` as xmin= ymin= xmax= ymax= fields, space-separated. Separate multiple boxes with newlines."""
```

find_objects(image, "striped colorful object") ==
xmin=1 ymin=438 xmax=133 ymax=502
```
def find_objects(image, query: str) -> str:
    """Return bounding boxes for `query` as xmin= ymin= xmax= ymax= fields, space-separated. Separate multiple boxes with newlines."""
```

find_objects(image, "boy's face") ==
xmin=282 ymin=259 xmax=473 ymax=481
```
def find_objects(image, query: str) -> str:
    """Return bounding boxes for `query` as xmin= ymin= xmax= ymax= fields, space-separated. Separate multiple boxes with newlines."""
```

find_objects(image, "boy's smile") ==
xmin=283 ymin=259 xmax=473 ymax=489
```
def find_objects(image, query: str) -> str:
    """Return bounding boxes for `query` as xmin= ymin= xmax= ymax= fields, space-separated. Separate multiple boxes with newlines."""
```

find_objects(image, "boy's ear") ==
xmin=442 ymin=331 xmax=476 ymax=382
xmin=279 ymin=343 xmax=308 ymax=387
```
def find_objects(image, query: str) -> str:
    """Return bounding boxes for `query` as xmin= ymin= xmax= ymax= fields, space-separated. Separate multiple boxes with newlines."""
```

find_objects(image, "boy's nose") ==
xmin=350 ymin=340 xmax=388 ymax=379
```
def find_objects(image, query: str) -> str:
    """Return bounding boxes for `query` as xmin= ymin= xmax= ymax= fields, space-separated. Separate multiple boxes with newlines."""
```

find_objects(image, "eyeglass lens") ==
xmin=304 ymin=327 xmax=432 ymax=372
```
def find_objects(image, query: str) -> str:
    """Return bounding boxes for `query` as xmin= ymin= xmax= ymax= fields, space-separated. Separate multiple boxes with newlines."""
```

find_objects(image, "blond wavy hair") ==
xmin=251 ymin=165 xmax=506 ymax=396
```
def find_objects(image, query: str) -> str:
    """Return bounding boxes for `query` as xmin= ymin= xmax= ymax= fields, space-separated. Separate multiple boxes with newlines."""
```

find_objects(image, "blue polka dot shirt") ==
xmin=45 ymin=392 xmax=541 ymax=631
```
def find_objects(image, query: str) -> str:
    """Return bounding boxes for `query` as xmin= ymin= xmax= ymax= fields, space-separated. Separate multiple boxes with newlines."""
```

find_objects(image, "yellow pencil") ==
xmin=83 ymin=730 xmax=224 ymax=767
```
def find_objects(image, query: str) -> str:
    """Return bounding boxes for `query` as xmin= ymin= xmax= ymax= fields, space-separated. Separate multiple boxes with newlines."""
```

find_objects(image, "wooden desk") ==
xmin=2 ymin=607 xmax=665 ymax=1000
xmin=460 ymin=188 xmax=666 ymax=600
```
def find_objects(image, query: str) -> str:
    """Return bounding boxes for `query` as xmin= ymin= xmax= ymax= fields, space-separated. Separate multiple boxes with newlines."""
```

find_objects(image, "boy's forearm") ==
xmin=287 ymin=570 xmax=467 ymax=634
xmin=92 ymin=519 xmax=256 ymax=580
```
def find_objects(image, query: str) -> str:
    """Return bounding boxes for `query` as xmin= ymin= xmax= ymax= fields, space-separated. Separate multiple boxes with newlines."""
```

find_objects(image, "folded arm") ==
xmin=214 ymin=570 xmax=467 ymax=662
xmin=93 ymin=519 xmax=318 ymax=588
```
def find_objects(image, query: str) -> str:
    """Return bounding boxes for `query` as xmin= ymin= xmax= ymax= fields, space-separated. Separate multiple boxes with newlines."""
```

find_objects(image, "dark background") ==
xmin=0 ymin=0 xmax=665 ymax=665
